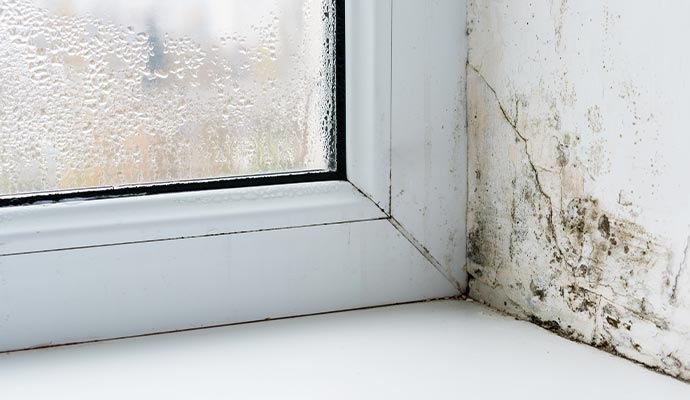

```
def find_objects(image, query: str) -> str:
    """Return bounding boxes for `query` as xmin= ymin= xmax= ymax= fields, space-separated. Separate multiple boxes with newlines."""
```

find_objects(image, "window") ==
xmin=0 ymin=1 xmax=466 ymax=353
xmin=0 ymin=0 xmax=344 ymax=206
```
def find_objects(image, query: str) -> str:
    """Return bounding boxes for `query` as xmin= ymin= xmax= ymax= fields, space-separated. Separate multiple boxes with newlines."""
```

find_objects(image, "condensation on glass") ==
xmin=0 ymin=0 xmax=336 ymax=196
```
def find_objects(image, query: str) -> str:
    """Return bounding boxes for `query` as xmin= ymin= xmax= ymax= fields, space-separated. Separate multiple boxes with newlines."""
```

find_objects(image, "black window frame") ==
xmin=0 ymin=0 xmax=346 ymax=208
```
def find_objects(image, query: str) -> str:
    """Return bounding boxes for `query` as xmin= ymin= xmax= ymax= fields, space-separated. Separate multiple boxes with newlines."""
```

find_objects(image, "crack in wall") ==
xmin=468 ymin=64 xmax=575 ymax=273
xmin=467 ymin=59 xmax=688 ymax=380
xmin=468 ymin=0 xmax=690 ymax=382
xmin=670 ymin=233 xmax=690 ymax=304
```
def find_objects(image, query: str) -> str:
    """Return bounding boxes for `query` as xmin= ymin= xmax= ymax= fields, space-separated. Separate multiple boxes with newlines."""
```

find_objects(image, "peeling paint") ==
xmin=468 ymin=0 xmax=690 ymax=381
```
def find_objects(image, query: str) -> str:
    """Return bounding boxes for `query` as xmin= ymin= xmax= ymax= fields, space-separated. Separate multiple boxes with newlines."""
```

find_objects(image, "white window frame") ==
xmin=0 ymin=0 xmax=467 ymax=352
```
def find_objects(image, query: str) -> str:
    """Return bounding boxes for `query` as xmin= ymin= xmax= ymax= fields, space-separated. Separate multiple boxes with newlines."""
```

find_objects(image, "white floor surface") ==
xmin=0 ymin=299 xmax=687 ymax=399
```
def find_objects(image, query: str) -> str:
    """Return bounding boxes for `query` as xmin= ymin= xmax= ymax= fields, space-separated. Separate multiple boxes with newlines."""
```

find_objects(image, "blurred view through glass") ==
xmin=0 ymin=0 xmax=336 ymax=196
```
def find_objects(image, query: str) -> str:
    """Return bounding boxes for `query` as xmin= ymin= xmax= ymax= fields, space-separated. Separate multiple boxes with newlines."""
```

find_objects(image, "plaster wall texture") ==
xmin=467 ymin=0 xmax=690 ymax=380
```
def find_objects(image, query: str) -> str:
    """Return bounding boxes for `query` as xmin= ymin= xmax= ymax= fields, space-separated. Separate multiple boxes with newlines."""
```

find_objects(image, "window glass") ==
xmin=0 ymin=0 xmax=336 ymax=195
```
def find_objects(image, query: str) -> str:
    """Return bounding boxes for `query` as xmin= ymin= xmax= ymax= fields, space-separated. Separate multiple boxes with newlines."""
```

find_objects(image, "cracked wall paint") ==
xmin=467 ymin=0 xmax=690 ymax=380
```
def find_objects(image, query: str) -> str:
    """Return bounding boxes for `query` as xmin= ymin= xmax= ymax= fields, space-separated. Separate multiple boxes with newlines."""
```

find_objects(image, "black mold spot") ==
xmin=530 ymin=316 xmax=562 ymax=332
xmin=606 ymin=316 xmax=620 ymax=329
xmin=563 ymin=284 xmax=597 ymax=316
xmin=598 ymin=215 xmax=611 ymax=238
xmin=597 ymin=340 xmax=617 ymax=354
xmin=530 ymin=280 xmax=547 ymax=301
xmin=468 ymin=224 xmax=486 ymax=266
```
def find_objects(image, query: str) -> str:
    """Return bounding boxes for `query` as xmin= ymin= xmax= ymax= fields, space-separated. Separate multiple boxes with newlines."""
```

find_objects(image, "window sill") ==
xmin=0 ymin=300 xmax=686 ymax=399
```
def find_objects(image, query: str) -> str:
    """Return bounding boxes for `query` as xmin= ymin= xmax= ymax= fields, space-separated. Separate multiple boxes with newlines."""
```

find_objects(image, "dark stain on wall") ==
xmin=466 ymin=64 xmax=688 ymax=380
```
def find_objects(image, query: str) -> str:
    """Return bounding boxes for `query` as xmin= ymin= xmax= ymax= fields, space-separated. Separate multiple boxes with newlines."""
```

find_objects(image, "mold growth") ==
xmin=466 ymin=58 xmax=690 ymax=381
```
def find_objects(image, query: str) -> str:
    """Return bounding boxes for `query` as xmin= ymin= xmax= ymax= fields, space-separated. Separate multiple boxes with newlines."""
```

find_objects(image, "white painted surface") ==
xmin=467 ymin=0 xmax=690 ymax=381
xmin=346 ymin=0 xmax=392 ymax=213
xmin=0 ymin=0 xmax=469 ymax=353
xmin=1 ymin=300 xmax=687 ymax=399
xmin=0 ymin=219 xmax=457 ymax=352
xmin=391 ymin=0 xmax=467 ymax=289
xmin=0 ymin=181 xmax=383 ymax=256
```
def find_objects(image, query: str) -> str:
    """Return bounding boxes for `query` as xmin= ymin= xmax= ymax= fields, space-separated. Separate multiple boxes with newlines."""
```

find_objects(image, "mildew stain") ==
xmin=466 ymin=62 xmax=688 ymax=381
xmin=586 ymin=105 xmax=603 ymax=133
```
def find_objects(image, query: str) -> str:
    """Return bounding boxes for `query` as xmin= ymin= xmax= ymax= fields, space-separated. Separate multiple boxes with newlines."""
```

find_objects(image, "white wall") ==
xmin=467 ymin=0 xmax=690 ymax=380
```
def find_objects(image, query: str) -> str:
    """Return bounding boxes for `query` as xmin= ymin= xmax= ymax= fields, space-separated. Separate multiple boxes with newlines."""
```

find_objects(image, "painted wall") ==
xmin=467 ymin=0 xmax=690 ymax=380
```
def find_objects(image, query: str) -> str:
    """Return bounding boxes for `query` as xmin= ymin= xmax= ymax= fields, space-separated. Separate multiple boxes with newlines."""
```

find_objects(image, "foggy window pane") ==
xmin=0 ymin=0 xmax=336 ymax=195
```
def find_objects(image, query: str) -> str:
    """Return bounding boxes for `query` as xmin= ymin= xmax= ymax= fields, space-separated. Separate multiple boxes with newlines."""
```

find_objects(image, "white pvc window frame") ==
xmin=0 ymin=0 xmax=467 ymax=352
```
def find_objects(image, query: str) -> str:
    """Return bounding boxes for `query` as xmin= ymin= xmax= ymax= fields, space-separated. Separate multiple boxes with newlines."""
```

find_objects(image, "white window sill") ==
xmin=1 ymin=300 xmax=686 ymax=400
